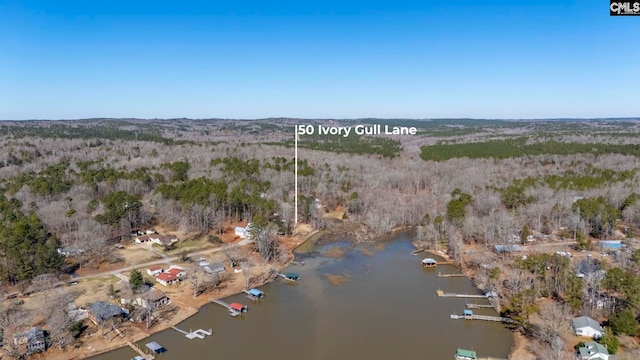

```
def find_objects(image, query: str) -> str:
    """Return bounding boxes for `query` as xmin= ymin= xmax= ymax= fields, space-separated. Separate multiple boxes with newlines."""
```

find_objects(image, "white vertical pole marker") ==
xmin=294 ymin=125 xmax=298 ymax=224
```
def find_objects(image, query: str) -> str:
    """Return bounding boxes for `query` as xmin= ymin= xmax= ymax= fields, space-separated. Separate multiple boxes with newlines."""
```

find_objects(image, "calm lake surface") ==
xmin=93 ymin=233 xmax=512 ymax=360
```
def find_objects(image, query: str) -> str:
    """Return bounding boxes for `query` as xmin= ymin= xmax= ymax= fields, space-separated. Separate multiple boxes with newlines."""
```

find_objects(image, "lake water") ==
xmin=92 ymin=233 xmax=512 ymax=360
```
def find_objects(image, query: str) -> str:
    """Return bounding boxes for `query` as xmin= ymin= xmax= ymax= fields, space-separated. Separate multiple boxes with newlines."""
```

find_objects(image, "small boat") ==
xmin=281 ymin=272 xmax=301 ymax=281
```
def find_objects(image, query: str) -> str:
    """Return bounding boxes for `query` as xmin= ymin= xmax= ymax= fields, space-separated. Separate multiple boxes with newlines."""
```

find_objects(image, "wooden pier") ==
xmin=210 ymin=299 xmax=241 ymax=316
xmin=465 ymin=303 xmax=495 ymax=309
xmin=450 ymin=313 xmax=516 ymax=324
xmin=438 ymin=272 xmax=467 ymax=277
xmin=411 ymin=249 xmax=425 ymax=255
xmin=127 ymin=341 xmax=155 ymax=360
xmin=437 ymin=290 xmax=488 ymax=298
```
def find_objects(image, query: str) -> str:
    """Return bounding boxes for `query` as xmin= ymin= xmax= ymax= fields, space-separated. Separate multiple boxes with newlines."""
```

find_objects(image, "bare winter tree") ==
xmin=532 ymin=301 xmax=571 ymax=346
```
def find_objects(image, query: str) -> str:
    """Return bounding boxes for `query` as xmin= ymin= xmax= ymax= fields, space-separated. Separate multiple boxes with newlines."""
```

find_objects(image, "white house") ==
xmin=146 ymin=266 xmax=163 ymax=276
xmin=235 ymin=227 xmax=247 ymax=238
xmin=135 ymin=235 xmax=151 ymax=243
xmin=578 ymin=341 xmax=609 ymax=360
xmin=572 ymin=316 xmax=603 ymax=339
xmin=150 ymin=235 xmax=178 ymax=246
xmin=166 ymin=266 xmax=186 ymax=278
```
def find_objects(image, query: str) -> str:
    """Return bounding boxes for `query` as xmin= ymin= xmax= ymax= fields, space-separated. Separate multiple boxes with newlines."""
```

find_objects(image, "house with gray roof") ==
xmin=572 ymin=316 xmax=603 ymax=339
xmin=88 ymin=301 xmax=125 ymax=324
xmin=13 ymin=327 xmax=46 ymax=354
xmin=577 ymin=341 xmax=610 ymax=360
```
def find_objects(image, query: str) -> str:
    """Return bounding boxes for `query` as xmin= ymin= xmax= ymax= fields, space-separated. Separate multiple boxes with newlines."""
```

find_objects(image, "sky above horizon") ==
xmin=1 ymin=0 xmax=638 ymax=120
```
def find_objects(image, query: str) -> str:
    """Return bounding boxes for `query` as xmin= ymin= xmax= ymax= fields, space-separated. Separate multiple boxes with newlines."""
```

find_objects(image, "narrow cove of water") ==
xmin=92 ymin=234 xmax=512 ymax=360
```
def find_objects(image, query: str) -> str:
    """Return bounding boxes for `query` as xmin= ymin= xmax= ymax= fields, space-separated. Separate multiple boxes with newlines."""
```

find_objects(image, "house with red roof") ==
xmin=155 ymin=272 xmax=178 ymax=286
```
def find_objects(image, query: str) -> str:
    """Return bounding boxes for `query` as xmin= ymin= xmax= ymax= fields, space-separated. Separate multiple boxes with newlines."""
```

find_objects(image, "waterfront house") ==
xmin=422 ymin=258 xmax=437 ymax=267
xmin=88 ymin=301 xmax=125 ymax=325
xmin=147 ymin=266 xmax=164 ymax=276
xmin=230 ymin=302 xmax=248 ymax=312
xmin=455 ymin=348 xmax=477 ymax=360
xmin=572 ymin=316 xmax=603 ymax=339
xmin=138 ymin=289 xmax=169 ymax=308
xmin=13 ymin=327 xmax=46 ymax=354
xmin=577 ymin=341 xmax=609 ymax=360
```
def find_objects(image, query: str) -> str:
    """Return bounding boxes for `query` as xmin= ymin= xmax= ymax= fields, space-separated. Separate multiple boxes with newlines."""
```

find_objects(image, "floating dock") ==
xmin=169 ymin=325 xmax=212 ymax=339
xmin=436 ymin=290 xmax=488 ymax=298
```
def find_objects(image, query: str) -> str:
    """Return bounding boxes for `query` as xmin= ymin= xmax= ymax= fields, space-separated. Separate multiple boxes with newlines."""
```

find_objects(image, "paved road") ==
xmin=73 ymin=239 xmax=249 ymax=282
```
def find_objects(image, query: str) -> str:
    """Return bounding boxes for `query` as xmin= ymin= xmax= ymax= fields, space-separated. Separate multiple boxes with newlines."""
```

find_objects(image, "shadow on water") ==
xmin=92 ymin=232 xmax=512 ymax=360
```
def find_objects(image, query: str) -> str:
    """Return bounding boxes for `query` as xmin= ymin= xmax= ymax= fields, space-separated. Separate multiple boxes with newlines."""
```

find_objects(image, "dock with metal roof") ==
xmin=210 ymin=298 xmax=242 ymax=316
xmin=243 ymin=288 xmax=265 ymax=301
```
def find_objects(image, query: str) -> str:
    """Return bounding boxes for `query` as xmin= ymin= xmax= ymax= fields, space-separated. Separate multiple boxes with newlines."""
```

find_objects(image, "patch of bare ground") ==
xmin=510 ymin=331 xmax=536 ymax=360
xmin=323 ymin=206 xmax=346 ymax=220
xmin=324 ymin=271 xmax=351 ymax=286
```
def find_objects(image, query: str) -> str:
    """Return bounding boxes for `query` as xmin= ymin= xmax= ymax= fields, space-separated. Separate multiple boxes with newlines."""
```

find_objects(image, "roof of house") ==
xmin=494 ymin=244 xmax=523 ymax=252
xmin=156 ymin=273 xmax=178 ymax=282
xmin=145 ymin=289 xmax=167 ymax=302
xmin=455 ymin=348 xmax=477 ymax=358
xmin=89 ymin=301 xmax=124 ymax=321
xmin=578 ymin=341 xmax=608 ymax=357
xmin=248 ymin=289 xmax=264 ymax=297
xmin=15 ymin=327 xmax=45 ymax=344
xmin=148 ymin=266 xmax=163 ymax=271
xmin=572 ymin=316 xmax=603 ymax=332
xmin=422 ymin=258 xmax=437 ymax=264
xmin=166 ymin=268 xmax=184 ymax=276
xmin=599 ymin=240 xmax=623 ymax=248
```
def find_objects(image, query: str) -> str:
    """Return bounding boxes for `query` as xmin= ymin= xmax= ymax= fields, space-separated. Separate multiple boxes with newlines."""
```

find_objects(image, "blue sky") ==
xmin=1 ymin=0 xmax=638 ymax=119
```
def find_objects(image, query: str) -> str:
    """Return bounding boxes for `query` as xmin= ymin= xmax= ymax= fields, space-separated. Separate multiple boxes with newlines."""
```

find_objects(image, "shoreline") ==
xmin=412 ymin=240 xmax=532 ymax=360
xmin=60 ymin=227 xmax=524 ymax=360
xmin=62 ymin=228 xmax=319 ymax=360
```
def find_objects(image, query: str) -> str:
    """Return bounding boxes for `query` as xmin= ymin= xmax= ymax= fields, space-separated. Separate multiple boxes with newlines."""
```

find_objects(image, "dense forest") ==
xmin=3 ymin=118 xmax=640 ymax=358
